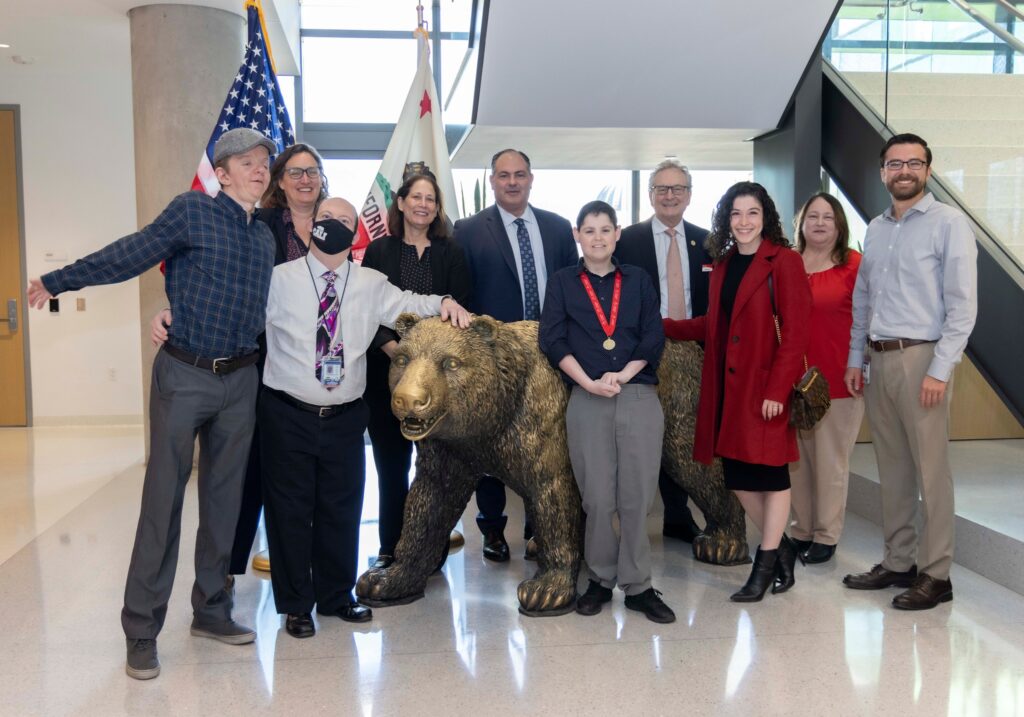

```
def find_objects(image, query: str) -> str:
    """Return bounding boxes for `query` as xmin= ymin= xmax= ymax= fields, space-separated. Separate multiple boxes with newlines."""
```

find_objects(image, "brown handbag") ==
xmin=767 ymin=275 xmax=830 ymax=430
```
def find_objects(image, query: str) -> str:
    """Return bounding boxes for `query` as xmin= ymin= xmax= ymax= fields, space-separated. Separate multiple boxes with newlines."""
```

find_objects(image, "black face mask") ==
xmin=310 ymin=218 xmax=355 ymax=255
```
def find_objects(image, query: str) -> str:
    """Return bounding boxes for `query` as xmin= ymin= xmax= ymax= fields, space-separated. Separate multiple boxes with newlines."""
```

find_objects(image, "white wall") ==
xmin=1 ymin=5 xmax=143 ymax=423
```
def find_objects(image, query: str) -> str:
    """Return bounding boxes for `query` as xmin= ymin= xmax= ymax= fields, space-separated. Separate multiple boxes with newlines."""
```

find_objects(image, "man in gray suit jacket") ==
xmin=615 ymin=159 xmax=713 ymax=543
xmin=453 ymin=148 xmax=578 ymax=562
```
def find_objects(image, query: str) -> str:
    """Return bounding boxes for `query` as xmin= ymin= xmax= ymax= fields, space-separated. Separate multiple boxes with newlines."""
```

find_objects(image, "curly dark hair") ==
xmin=794 ymin=192 xmax=853 ymax=266
xmin=260 ymin=144 xmax=329 ymax=209
xmin=386 ymin=173 xmax=451 ymax=240
xmin=705 ymin=181 xmax=788 ymax=259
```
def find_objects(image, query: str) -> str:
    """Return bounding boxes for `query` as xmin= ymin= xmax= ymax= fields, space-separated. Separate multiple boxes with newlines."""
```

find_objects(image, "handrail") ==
xmin=946 ymin=0 xmax=1024 ymax=54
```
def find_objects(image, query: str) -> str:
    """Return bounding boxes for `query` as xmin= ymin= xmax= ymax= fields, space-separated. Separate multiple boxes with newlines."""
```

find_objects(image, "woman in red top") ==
xmin=664 ymin=182 xmax=811 ymax=602
xmin=788 ymin=193 xmax=864 ymax=565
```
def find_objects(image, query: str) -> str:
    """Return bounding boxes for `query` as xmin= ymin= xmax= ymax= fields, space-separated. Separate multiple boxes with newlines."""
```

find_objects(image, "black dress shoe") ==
xmin=318 ymin=601 xmax=373 ymax=623
xmin=789 ymin=537 xmax=813 ymax=554
xmin=624 ymin=587 xmax=676 ymax=623
xmin=371 ymin=554 xmax=394 ymax=570
xmin=892 ymin=574 xmax=953 ymax=610
xmin=482 ymin=531 xmax=510 ymax=562
xmin=802 ymin=542 xmax=836 ymax=564
xmin=773 ymin=536 xmax=804 ymax=594
xmin=843 ymin=563 xmax=918 ymax=590
xmin=524 ymin=538 xmax=539 ymax=561
xmin=285 ymin=613 xmax=315 ymax=638
xmin=731 ymin=547 xmax=779 ymax=602
xmin=662 ymin=517 xmax=702 ymax=543
xmin=575 ymin=580 xmax=613 ymax=616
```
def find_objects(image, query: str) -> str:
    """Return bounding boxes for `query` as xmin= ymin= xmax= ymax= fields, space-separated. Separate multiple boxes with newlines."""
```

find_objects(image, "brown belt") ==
xmin=163 ymin=344 xmax=260 ymax=375
xmin=868 ymin=338 xmax=934 ymax=352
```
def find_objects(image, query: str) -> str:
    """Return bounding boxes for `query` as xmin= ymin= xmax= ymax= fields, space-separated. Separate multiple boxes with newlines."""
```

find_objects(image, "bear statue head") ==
xmin=389 ymin=313 xmax=505 ymax=441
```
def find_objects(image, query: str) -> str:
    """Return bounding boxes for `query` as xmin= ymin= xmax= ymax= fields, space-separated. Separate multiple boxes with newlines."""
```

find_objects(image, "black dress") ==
xmin=718 ymin=251 xmax=790 ymax=492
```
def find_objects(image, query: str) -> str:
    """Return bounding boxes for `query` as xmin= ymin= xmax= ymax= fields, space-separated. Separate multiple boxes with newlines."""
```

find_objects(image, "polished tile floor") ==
xmin=1 ymin=426 xmax=1023 ymax=716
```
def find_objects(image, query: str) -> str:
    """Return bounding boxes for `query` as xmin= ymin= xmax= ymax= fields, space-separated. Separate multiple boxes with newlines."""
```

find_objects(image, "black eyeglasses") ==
xmin=284 ymin=167 xmax=322 ymax=180
xmin=883 ymin=159 xmax=928 ymax=171
xmin=651 ymin=184 xmax=691 ymax=196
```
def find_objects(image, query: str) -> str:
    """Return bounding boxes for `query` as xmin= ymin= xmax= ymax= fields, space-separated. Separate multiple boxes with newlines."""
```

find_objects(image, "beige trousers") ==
xmin=864 ymin=343 xmax=955 ymax=580
xmin=788 ymin=396 xmax=865 ymax=545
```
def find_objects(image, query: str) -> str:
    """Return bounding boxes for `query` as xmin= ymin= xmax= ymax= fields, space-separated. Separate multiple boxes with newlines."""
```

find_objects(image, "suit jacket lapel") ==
xmin=487 ymin=205 xmax=519 ymax=278
xmin=640 ymin=221 xmax=662 ymax=301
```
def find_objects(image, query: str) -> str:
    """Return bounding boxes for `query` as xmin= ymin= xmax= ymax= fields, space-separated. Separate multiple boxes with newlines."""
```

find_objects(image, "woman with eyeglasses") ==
xmin=663 ymin=181 xmax=811 ymax=603
xmin=360 ymin=172 xmax=472 ymax=570
xmin=787 ymin=193 xmax=863 ymax=565
xmin=150 ymin=143 xmax=330 ymax=585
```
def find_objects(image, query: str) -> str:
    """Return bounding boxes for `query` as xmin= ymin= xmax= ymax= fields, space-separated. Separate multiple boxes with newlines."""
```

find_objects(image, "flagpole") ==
xmin=245 ymin=0 xmax=278 ymax=74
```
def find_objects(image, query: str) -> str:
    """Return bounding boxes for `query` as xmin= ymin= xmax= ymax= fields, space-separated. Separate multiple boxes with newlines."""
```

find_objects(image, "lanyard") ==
xmin=579 ymin=269 xmax=622 ymax=350
xmin=306 ymin=256 xmax=351 ymax=348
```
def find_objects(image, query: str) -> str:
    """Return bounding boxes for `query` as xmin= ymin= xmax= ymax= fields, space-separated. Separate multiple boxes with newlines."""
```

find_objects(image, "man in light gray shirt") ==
xmin=842 ymin=133 xmax=977 ymax=610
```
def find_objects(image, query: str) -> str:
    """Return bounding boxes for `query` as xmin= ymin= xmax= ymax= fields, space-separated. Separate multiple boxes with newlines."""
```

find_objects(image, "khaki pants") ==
xmin=864 ymin=343 xmax=955 ymax=580
xmin=789 ymin=396 xmax=864 ymax=545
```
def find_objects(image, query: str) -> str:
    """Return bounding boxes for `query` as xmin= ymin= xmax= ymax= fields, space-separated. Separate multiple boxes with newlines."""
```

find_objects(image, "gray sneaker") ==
xmin=125 ymin=638 xmax=160 ymax=680
xmin=189 ymin=618 xmax=256 ymax=645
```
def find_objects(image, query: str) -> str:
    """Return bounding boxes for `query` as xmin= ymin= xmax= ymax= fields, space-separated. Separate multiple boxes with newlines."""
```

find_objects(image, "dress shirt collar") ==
xmin=883 ymin=192 xmax=936 ymax=222
xmin=497 ymin=203 xmax=537 ymax=229
xmin=651 ymin=215 xmax=683 ymax=237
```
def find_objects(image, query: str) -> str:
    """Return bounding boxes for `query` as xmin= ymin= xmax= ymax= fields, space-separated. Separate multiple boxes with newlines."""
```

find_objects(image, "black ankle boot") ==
xmin=730 ymin=547 xmax=779 ymax=602
xmin=773 ymin=535 xmax=804 ymax=594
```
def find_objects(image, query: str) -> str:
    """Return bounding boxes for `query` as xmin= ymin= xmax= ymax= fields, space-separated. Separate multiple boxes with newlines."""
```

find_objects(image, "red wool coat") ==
xmin=664 ymin=240 xmax=812 ymax=467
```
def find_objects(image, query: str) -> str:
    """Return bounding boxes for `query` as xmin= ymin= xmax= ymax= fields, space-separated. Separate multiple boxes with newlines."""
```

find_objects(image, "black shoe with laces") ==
xmin=624 ymin=587 xmax=676 ymax=623
xmin=125 ymin=638 xmax=160 ymax=680
xmin=575 ymin=580 xmax=613 ymax=616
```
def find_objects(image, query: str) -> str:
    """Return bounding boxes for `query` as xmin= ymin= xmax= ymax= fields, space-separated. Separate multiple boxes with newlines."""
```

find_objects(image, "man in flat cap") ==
xmin=28 ymin=128 xmax=278 ymax=681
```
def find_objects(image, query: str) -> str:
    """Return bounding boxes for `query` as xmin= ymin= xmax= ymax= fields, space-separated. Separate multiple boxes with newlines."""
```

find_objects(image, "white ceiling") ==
xmin=454 ymin=0 xmax=839 ymax=170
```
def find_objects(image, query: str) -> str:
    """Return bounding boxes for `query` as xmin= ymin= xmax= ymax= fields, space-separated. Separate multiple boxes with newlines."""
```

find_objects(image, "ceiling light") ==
xmin=0 ymin=44 xmax=10 ymax=49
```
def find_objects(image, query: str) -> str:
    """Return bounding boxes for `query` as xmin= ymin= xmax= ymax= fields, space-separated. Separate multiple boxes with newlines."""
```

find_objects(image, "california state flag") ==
xmin=353 ymin=29 xmax=459 ymax=262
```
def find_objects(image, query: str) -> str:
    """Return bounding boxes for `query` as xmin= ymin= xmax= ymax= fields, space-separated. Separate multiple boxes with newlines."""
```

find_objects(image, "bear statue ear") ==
xmin=395 ymin=313 xmax=422 ymax=339
xmin=469 ymin=315 xmax=499 ymax=346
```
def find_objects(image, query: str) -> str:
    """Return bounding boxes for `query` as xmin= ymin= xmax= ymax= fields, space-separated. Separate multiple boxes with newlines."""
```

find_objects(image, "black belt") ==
xmin=264 ymin=386 xmax=357 ymax=418
xmin=868 ymin=338 xmax=934 ymax=352
xmin=163 ymin=344 xmax=260 ymax=375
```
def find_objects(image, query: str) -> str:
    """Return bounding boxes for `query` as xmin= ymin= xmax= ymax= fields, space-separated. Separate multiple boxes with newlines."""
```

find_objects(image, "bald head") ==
xmin=315 ymin=197 xmax=357 ymax=230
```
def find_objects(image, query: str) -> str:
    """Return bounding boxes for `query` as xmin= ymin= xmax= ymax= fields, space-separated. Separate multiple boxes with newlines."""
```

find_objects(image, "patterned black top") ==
xmin=281 ymin=208 xmax=309 ymax=262
xmin=399 ymin=242 xmax=433 ymax=295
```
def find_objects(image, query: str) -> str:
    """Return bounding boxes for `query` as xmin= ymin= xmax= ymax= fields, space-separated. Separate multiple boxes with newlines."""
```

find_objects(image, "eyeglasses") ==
xmin=651 ymin=184 xmax=691 ymax=196
xmin=883 ymin=159 xmax=928 ymax=171
xmin=284 ymin=167 xmax=322 ymax=180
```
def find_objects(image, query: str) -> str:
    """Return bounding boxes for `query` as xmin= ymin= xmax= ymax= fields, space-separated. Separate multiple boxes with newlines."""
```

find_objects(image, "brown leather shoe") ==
xmin=892 ymin=574 xmax=953 ymax=610
xmin=843 ymin=563 xmax=918 ymax=590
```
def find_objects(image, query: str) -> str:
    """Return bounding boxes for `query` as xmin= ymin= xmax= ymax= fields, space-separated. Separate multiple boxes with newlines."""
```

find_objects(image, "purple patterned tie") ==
xmin=315 ymin=270 xmax=340 ymax=384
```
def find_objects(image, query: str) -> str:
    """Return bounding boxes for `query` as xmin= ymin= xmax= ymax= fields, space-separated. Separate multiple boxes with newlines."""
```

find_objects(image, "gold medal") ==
xmin=603 ymin=337 xmax=616 ymax=350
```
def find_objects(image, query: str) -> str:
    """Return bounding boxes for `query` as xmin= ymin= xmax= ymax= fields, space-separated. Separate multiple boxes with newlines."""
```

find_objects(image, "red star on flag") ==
xmin=419 ymin=90 xmax=432 ymax=118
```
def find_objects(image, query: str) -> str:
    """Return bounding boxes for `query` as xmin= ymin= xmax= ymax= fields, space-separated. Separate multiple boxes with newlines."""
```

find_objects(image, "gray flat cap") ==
xmin=212 ymin=128 xmax=277 ymax=164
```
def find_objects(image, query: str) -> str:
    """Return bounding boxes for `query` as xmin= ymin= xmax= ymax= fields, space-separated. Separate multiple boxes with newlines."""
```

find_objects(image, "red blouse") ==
xmin=805 ymin=250 xmax=861 ymax=399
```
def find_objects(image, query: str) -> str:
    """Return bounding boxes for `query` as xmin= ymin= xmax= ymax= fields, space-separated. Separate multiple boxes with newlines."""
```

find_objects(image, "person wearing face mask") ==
xmin=787 ymin=193 xmax=863 ymax=565
xmin=259 ymin=198 xmax=472 ymax=639
xmin=151 ymin=144 xmax=330 ymax=582
xmin=663 ymin=182 xmax=811 ymax=604
xmin=360 ymin=173 xmax=472 ymax=570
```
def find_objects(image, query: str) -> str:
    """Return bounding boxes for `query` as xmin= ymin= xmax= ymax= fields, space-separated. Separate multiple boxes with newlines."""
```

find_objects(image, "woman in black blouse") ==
xmin=361 ymin=173 xmax=472 ymax=569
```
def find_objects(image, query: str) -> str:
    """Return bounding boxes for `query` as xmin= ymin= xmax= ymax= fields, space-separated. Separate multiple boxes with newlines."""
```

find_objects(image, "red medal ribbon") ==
xmin=579 ymin=269 xmax=622 ymax=341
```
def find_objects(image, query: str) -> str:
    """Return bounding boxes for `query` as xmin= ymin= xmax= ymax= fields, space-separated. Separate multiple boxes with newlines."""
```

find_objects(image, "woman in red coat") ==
xmin=664 ymin=182 xmax=811 ymax=602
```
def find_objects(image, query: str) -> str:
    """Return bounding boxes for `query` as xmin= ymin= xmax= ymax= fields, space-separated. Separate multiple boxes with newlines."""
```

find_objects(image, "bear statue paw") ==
xmin=692 ymin=532 xmax=751 ymax=566
xmin=355 ymin=567 xmax=426 ymax=608
xmin=516 ymin=576 xmax=577 ymax=617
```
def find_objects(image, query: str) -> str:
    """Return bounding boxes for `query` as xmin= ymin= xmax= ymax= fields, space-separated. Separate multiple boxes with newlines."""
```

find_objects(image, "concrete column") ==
xmin=129 ymin=4 xmax=244 ymax=455
xmin=753 ymin=53 xmax=824 ymax=235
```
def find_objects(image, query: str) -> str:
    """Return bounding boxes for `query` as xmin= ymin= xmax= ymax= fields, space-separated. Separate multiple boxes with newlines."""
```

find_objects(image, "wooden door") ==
xmin=0 ymin=109 xmax=28 ymax=426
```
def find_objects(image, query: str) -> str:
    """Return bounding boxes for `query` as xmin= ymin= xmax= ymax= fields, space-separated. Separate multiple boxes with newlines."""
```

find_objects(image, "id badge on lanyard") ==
xmin=321 ymin=352 xmax=345 ymax=387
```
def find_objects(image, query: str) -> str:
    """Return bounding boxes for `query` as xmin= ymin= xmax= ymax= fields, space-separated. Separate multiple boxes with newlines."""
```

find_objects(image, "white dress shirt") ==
xmin=651 ymin=216 xmax=692 ymax=319
xmin=263 ymin=254 xmax=446 ymax=405
xmin=496 ymin=204 xmax=549 ymax=314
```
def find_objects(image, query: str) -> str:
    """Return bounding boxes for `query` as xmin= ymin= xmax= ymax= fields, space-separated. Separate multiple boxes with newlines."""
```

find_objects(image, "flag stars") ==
xmin=249 ymin=119 xmax=259 ymax=129
xmin=248 ymin=62 xmax=258 ymax=73
xmin=220 ymin=121 xmax=230 ymax=132
xmin=253 ymin=103 xmax=263 ymax=115
xmin=245 ymin=80 xmax=254 ymax=90
xmin=257 ymin=87 xmax=266 ymax=98
xmin=225 ymin=106 xmax=235 ymax=115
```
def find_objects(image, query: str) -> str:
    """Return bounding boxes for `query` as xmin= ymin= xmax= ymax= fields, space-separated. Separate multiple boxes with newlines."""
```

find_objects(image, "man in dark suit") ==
xmin=454 ymin=148 xmax=578 ymax=562
xmin=615 ymin=159 xmax=713 ymax=543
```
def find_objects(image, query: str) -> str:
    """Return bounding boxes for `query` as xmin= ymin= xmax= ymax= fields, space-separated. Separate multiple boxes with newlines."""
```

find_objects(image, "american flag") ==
xmin=191 ymin=0 xmax=294 ymax=195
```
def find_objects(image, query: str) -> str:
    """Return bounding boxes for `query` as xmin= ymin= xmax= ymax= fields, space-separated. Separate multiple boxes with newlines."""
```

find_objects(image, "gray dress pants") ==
xmin=121 ymin=348 xmax=257 ymax=639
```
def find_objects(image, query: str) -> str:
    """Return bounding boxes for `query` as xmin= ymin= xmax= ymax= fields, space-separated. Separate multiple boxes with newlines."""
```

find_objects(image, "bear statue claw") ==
xmin=516 ymin=577 xmax=577 ymax=617
xmin=356 ymin=567 xmax=427 ymax=607
xmin=692 ymin=532 xmax=751 ymax=566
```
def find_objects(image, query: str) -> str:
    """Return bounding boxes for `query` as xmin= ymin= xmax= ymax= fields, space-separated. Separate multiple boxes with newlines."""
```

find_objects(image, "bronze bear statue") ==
xmin=355 ymin=315 xmax=748 ymax=617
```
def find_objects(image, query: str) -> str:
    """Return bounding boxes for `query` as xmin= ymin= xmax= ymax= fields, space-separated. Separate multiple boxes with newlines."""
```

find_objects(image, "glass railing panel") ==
xmin=825 ymin=0 xmax=1024 ymax=266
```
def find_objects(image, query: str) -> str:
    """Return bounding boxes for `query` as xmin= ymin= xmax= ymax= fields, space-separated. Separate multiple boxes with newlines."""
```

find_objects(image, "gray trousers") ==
xmin=566 ymin=383 xmax=664 ymax=596
xmin=121 ymin=349 xmax=257 ymax=639
xmin=865 ymin=343 xmax=955 ymax=580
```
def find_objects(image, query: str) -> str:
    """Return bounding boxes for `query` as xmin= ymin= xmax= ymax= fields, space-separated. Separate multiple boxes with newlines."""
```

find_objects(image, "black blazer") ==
xmin=255 ymin=206 xmax=296 ymax=266
xmin=615 ymin=218 xmax=712 ymax=319
xmin=453 ymin=204 xmax=577 ymax=322
xmin=361 ymin=233 xmax=472 ymax=349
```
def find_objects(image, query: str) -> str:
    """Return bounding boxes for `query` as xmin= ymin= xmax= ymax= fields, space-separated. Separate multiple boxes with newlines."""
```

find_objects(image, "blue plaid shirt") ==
xmin=43 ymin=190 xmax=274 ymax=358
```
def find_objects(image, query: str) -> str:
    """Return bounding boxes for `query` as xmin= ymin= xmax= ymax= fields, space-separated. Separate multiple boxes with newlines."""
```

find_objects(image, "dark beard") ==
xmin=887 ymin=175 xmax=924 ymax=201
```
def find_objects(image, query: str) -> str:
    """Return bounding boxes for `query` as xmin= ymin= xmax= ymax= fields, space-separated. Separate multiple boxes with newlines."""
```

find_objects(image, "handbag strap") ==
xmin=767 ymin=273 xmax=809 ymax=373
